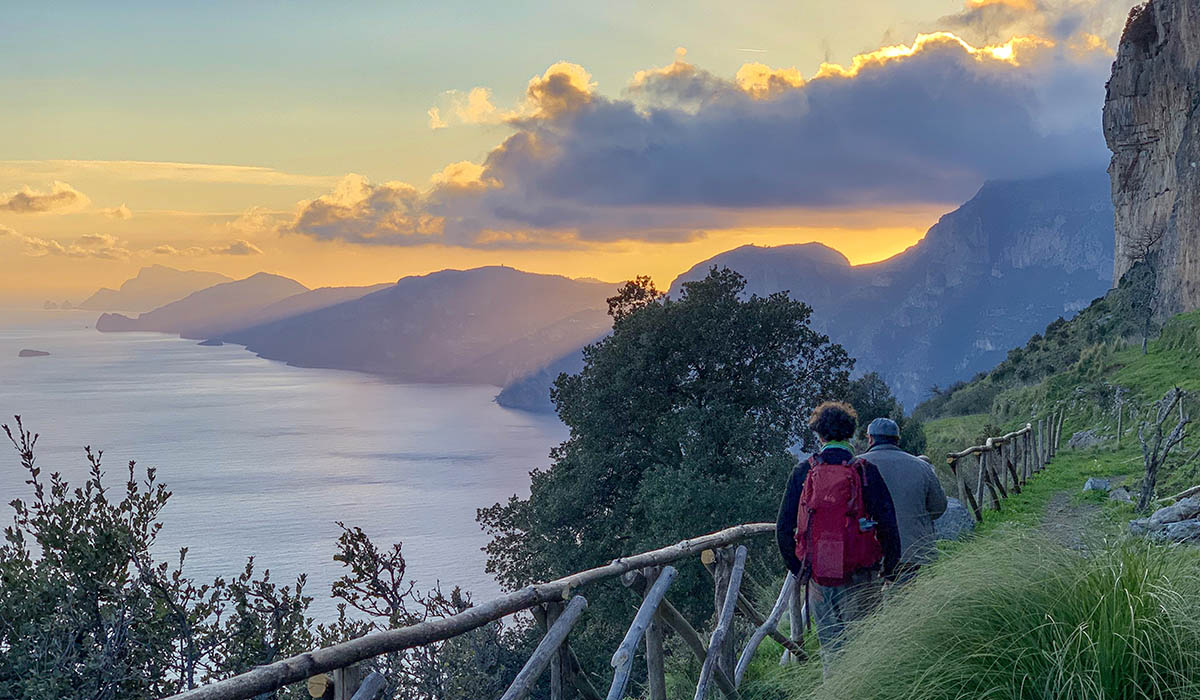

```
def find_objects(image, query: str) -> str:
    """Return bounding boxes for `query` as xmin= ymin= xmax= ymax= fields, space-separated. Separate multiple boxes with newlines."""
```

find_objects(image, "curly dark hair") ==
xmin=808 ymin=401 xmax=858 ymax=442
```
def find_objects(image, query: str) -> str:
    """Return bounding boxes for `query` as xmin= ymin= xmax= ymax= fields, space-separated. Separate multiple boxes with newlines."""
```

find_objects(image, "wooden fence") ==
xmin=945 ymin=408 xmax=1065 ymax=522
xmin=166 ymin=412 xmax=1068 ymax=700
xmin=164 ymin=523 xmax=807 ymax=700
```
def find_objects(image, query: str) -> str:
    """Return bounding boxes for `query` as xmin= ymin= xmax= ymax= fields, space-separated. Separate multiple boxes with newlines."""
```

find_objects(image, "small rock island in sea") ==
xmin=18 ymin=349 xmax=51 ymax=357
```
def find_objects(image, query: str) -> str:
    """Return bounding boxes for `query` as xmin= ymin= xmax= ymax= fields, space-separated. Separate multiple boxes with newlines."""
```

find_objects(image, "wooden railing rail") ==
xmin=164 ymin=523 xmax=776 ymax=700
xmin=946 ymin=407 xmax=1065 ymax=523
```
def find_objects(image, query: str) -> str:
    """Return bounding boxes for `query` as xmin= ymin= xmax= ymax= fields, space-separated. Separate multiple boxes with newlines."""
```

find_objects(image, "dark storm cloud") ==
xmin=286 ymin=32 xmax=1114 ymax=248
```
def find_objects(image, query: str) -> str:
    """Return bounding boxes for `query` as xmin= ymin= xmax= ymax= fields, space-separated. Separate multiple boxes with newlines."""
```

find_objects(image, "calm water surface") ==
xmin=0 ymin=310 xmax=566 ymax=619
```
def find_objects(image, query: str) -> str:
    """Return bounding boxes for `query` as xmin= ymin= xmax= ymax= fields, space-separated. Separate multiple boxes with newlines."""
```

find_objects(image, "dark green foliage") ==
xmin=0 ymin=418 xmax=524 ymax=700
xmin=845 ymin=371 xmax=926 ymax=454
xmin=477 ymin=267 xmax=854 ymax=670
xmin=0 ymin=417 xmax=314 ymax=699
xmin=899 ymin=416 xmax=927 ymax=456
xmin=846 ymin=372 xmax=897 ymax=438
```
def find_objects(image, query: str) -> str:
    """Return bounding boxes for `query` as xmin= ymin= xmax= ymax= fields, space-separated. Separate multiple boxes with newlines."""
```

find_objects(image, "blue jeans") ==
xmin=807 ymin=569 xmax=882 ymax=675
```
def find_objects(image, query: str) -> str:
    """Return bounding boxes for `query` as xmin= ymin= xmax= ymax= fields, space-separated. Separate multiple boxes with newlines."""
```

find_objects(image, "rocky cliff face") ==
xmin=1105 ymin=0 xmax=1200 ymax=316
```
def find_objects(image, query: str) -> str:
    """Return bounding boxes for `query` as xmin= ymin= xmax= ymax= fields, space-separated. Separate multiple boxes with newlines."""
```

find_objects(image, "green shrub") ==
xmin=785 ymin=531 xmax=1200 ymax=700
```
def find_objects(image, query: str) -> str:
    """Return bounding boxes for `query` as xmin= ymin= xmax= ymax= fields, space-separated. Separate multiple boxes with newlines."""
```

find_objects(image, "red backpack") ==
xmin=794 ymin=455 xmax=883 ymax=586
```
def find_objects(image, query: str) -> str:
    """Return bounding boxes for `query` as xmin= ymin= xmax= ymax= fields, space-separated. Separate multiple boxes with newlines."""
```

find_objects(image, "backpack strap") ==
xmin=850 ymin=457 xmax=870 ymax=485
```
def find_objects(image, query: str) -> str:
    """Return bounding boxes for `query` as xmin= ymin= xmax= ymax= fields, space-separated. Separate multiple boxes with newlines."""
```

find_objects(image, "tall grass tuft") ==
xmin=775 ymin=530 xmax=1200 ymax=700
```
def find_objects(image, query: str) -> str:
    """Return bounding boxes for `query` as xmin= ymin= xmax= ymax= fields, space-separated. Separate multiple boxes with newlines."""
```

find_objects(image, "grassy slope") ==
xmin=732 ymin=309 xmax=1200 ymax=697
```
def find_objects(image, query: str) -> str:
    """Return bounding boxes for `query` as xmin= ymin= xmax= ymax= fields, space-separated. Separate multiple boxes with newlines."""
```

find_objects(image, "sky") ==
xmin=0 ymin=0 xmax=1135 ymax=302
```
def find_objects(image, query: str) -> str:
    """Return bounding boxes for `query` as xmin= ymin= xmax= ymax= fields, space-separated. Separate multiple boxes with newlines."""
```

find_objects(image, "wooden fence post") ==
xmin=984 ymin=440 xmax=1008 ymax=500
xmin=708 ymin=548 xmax=737 ymax=679
xmin=625 ymin=569 xmax=739 ymax=698
xmin=1024 ymin=428 xmax=1032 ymax=481
xmin=500 ymin=596 xmax=589 ymax=700
xmin=780 ymin=571 xmax=806 ymax=666
xmin=1048 ymin=412 xmax=1055 ymax=460
xmin=608 ymin=566 xmax=676 ymax=700
xmin=737 ymin=574 xmax=795 ymax=686
xmin=1003 ymin=441 xmax=1022 ymax=494
xmin=532 ymin=605 xmax=601 ymax=700
xmin=332 ymin=666 xmax=367 ymax=700
xmin=949 ymin=457 xmax=982 ymax=522
xmin=1038 ymin=418 xmax=1047 ymax=468
xmin=996 ymin=440 xmax=1007 ymax=492
xmin=695 ymin=546 xmax=747 ymax=700
xmin=643 ymin=568 xmax=667 ymax=700
xmin=654 ymin=597 xmax=739 ymax=698
xmin=975 ymin=452 xmax=990 ymax=511
xmin=544 ymin=603 xmax=566 ymax=700
xmin=348 ymin=673 xmax=387 ymax=700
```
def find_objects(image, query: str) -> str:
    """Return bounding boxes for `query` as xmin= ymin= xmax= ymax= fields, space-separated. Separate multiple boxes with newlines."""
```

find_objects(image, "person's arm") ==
xmin=775 ymin=463 xmax=810 ymax=574
xmin=860 ymin=461 xmax=901 ymax=578
xmin=926 ymin=466 xmax=949 ymax=520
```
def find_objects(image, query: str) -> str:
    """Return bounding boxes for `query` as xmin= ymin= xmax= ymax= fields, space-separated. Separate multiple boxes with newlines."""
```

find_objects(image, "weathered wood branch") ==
xmin=651 ymin=596 xmax=739 ymax=698
xmin=980 ymin=452 xmax=1003 ymax=510
xmin=945 ymin=426 xmax=1031 ymax=460
xmin=780 ymin=573 xmax=805 ymax=666
xmin=949 ymin=457 xmax=983 ymax=522
xmin=732 ymin=590 xmax=804 ymax=658
xmin=695 ymin=546 xmax=747 ymax=700
xmin=1004 ymin=446 xmax=1022 ymax=494
xmin=736 ymin=573 xmax=794 ymax=687
xmin=500 ymin=595 xmax=589 ymax=700
xmin=348 ymin=672 xmax=386 ymax=700
xmin=701 ymin=559 xmax=804 ymax=658
xmin=642 ymin=568 xmax=667 ymax=700
xmin=607 ymin=566 xmax=677 ymax=700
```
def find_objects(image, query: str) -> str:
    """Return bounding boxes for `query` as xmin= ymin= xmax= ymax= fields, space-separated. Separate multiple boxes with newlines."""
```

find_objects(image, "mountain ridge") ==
xmin=499 ymin=169 xmax=1115 ymax=411
xmin=218 ymin=266 xmax=614 ymax=386
xmin=96 ymin=272 xmax=311 ymax=338
xmin=78 ymin=265 xmax=233 ymax=312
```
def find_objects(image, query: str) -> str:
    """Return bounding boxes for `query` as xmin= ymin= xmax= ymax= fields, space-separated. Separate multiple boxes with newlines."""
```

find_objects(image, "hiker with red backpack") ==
xmin=775 ymin=401 xmax=901 ymax=673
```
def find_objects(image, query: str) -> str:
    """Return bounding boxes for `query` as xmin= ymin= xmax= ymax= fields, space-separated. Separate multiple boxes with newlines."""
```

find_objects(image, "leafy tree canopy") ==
xmin=477 ymin=267 xmax=854 ymax=662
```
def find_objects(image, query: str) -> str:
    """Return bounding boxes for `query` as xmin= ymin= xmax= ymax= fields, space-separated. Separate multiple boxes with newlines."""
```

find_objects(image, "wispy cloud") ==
xmin=151 ymin=239 xmax=264 ymax=257
xmin=0 ymin=161 xmax=340 ymax=187
xmin=0 ymin=181 xmax=90 ymax=214
xmin=1 ymin=224 xmax=262 ymax=260
xmin=1 ymin=225 xmax=129 ymax=259
xmin=100 ymin=204 xmax=133 ymax=220
xmin=427 ymin=106 xmax=448 ymax=130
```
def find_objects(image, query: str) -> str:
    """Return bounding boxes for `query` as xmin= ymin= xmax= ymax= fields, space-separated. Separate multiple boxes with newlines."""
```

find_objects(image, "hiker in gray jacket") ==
xmin=862 ymin=418 xmax=948 ymax=585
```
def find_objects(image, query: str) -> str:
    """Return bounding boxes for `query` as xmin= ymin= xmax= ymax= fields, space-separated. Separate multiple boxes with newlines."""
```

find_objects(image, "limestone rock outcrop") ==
xmin=1105 ymin=0 xmax=1200 ymax=316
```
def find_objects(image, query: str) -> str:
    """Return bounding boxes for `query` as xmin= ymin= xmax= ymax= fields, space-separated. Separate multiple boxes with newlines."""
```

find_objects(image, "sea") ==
xmin=0 ymin=309 xmax=567 ymax=620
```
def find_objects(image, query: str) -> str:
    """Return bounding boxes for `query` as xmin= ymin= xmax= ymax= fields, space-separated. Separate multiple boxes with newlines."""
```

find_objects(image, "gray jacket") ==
xmin=863 ymin=442 xmax=948 ymax=565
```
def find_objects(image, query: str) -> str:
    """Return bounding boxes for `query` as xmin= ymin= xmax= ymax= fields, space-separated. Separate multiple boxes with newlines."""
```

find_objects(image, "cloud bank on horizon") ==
xmin=280 ymin=0 xmax=1128 ymax=251
xmin=0 ymin=224 xmax=262 ymax=261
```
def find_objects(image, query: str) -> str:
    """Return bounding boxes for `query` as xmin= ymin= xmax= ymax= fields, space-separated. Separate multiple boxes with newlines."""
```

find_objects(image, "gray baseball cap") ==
xmin=867 ymin=417 xmax=900 ymax=437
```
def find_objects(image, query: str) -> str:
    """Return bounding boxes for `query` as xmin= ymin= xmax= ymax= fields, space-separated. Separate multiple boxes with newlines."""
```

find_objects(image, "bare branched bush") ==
xmin=1137 ymin=389 xmax=1192 ymax=512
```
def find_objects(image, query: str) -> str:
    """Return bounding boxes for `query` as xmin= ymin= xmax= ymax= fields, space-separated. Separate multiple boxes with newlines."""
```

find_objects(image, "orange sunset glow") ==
xmin=0 ymin=0 xmax=1123 ymax=303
